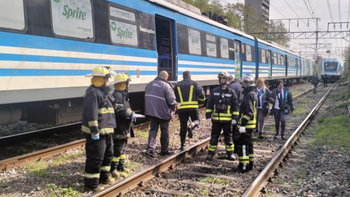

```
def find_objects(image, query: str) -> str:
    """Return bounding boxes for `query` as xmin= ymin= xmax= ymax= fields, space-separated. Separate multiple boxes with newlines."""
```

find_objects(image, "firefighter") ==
xmin=174 ymin=71 xmax=205 ymax=151
xmin=82 ymin=66 xmax=116 ymax=192
xmin=234 ymin=74 xmax=258 ymax=173
xmin=205 ymin=71 xmax=239 ymax=161
xmin=110 ymin=73 xmax=143 ymax=178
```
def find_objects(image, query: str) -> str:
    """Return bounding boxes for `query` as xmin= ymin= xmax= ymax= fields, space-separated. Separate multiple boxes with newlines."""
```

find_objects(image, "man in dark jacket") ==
xmin=110 ymin=73 xmax=143 ymax=178
xmin=228 ymin=75 xmax=244 ymax=107
xmin=323 ymin=74 xmax=328 ymax=87
xmin=145 ymin=70 xmax=178 ymax=157
xmin=269 ymin=80 xmax=294 ymax=140
xmin=234 ymin=74 xmax=258 ymax=172
xmin=256 ymin=78 xmax=270 ymax=139
xmin=206 ymin=71 xmax=239 ymax=161
xmin=311 ymin=73 xmax=320 ymax=93
xmin=174 ymin=71 xmax=205 ymax=150
xmin=82 ymin=66 xmax=116 ymax=191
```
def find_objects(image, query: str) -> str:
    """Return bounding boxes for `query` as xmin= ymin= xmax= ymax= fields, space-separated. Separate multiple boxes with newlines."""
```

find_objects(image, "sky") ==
xmin=224 ymin=0 xmax=350 ymax=61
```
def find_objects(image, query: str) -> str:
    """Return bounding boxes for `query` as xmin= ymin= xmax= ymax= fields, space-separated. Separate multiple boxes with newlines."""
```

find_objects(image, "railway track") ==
xmin=90 ymin=84 xmax=335 ymax=197
xmin=0 ymin=85 xmax=315 ymax=172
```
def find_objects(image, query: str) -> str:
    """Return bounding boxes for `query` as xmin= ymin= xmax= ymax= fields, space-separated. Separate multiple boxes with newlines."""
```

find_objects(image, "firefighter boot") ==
xmin=117 ymin=159 xmax=131 ymax=174
xmin=227 ymin=151 xmax=236 ymax=161
xmin=84 ymin=178 xmax=105 ymax=192
xmin=206 ymin=151 xmax=215 ymax=161
xmin=248 ymin=161 xmax=254 ymax=171
xmin=100 ymin=171 xmax=115 ymax=185
xmin=110 ymin=162 xmax=120 ymax=178
xmin=187 ymin=120 xmax=199 ymax=139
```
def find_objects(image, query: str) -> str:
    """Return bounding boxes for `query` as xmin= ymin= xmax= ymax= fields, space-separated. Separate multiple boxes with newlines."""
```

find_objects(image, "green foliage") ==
xmin=312 ymin=116 xmax=350 ymax=152
xmin=199 ymin=177 xmax=228 ymax=185
xmin=59 ymin=187 xmax=78 ymax=197
xmin=25 ymin=161 xmax=50 ymax=178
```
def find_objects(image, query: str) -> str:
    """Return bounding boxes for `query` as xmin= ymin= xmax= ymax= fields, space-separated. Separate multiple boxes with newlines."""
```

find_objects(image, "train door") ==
xmin=155 ymin=15 xmax=177 ymax=81
xmin=268 ymin=50 xmax=272 ymax=78
xmin=234 ymin=40 xmax=242 ymax=79
xmin=285 ymin=55 xmax=288 ymax=76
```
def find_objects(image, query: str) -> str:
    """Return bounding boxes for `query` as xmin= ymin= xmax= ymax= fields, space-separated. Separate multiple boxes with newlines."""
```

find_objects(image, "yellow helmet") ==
xmin=113 ymin=73 xmax=130 ymax=84
xmin=86 ymin=66 xmax=110 ymax=77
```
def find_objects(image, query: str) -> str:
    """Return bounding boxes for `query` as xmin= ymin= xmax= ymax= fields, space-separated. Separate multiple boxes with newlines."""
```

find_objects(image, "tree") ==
xmin=264 ymin=20 xmax=291 ymax=48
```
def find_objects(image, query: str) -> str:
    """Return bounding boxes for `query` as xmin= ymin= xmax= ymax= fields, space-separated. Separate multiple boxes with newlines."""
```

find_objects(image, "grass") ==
xmin=25 ymin=151 xmax=84 ymax=178
xmin=199 ymin=186 xmax=209 ymax=196
xmin=312 ymin=116 xmax=350 ymax=152
xmin=277 ymin=179 xmax=287 ymax=185
xmin=292 ymin=107 xmax=307 ymax=115
xmin=45 ymin=183 xmax=78 ymax=197
xmin=25 ymin=161 xmax=50 ymax=178
xmin=199 ymin=177 xmax=229 ymax=185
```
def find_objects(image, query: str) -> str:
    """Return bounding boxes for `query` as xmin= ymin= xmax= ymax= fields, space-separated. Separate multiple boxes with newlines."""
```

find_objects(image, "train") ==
xmin=0 ymin=0 xmax=315 ymax=126
xmin=320 ymin=58 xmax=343 ymax=82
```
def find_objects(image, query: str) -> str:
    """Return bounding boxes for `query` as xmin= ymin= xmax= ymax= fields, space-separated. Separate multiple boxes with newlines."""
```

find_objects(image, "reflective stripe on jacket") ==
xmin=206 ymin=86 xmax=239 ymax=123
xmin=174 ymin=78 xmax=205 ymax=112
xmin=81 ymin=85 xmax=116 ymax=135
xmin=238 ymin=87 xmax=258 ymax=129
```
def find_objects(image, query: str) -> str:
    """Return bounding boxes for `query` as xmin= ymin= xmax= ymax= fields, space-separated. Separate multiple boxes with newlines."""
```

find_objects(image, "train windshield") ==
xmin=324 ymin=62 xmax=337 ymax=70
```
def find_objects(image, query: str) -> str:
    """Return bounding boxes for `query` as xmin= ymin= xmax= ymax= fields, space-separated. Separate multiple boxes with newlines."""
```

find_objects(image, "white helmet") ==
xmin=86 ymin=66 xmax=110 ymax=78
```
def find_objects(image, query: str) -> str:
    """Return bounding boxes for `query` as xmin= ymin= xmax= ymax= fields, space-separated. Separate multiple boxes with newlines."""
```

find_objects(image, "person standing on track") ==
xmin=145 ymin=70 xmax=178 ymax=157
xmin=269 ymin=80 xmax=294 ymax=140
xmin=311 ymin=73 xmax=320 ymax=93
xmin=174 ymin=71 xmax=205 ymax=151
xmin=82 ymin=66 xmax=116 ymax=192
xmin=110 ymin=73 xmax=143 ymax=178
xmin=255 ymin=78 xmax=270 ymax=139
xmin=323 ymin=74 xmax=328 ymax=87
xmin=234 ymin=74 xmax=258 ymax=172
xmin=205 ymin=71 xmax=239 ymax=161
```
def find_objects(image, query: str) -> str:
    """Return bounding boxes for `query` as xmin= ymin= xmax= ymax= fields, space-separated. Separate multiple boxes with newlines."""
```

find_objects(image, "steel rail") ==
xmin=92 ymin=137 xmax=211 ymax=197
xmin=242 ymin=83 xmax=337 ymax=197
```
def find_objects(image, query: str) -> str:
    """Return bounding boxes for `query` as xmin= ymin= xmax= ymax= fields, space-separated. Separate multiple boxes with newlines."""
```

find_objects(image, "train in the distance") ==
xmin=0 ymin=0 xmax=315 ymax=126
xmin=320 ymin=58 xmax=343 ymax=82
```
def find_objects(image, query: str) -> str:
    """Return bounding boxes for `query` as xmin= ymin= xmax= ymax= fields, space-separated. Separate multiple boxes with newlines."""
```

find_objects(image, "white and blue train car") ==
xmin=0 ymin=0 xmax=314 ymax=126
xmin=321 ymin=59 xmax=343 ymax=82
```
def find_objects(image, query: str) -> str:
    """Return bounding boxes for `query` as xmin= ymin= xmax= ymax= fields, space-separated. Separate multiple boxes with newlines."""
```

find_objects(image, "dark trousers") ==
xmin=273 ymin=109 xmax=286 ymax=137
xmin=84 ymin=134 xmax=113 ymax=189
xmin=324 ymin=81 xmax=328 ymax=87
xmin=147 ymin=116 xmax=170 ymax=153
xmin=179 ymin=110 xmax=199 ymax=146
xmin=209 ymin=122 xmax=233 ymax=150
xmin=111 ymin=138 xmax=127 ymax=171
xmin=235 ymin=130 xmax=254 ymax=171
xmin=313 ymin=84 xmax=317 ymax=93
xmin=256 ymin=109 xmax=265 ymax=134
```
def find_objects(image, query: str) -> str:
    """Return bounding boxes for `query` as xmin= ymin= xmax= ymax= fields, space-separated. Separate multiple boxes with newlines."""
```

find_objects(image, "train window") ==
xmin=0 ymin=1 xmax=26 ymax=31
xmin=261 ymin=49 xmax=266 ymax=63
xmin=188 ymin=28 xmax=201 ymax=55
xmin=50 ymin=0 xmax=94 ymax=40
xmin=206 ymin=34 xmax=217 ymax=57
xmin=109 ymin=5 xmax=138 ymax=46
xmin=220 ymin=38 xmax=229 ymax=59
xmin=280 ymin=55 xmax=284 ymax=65
xmin=246 ymin=45 xmax=252 ymax=61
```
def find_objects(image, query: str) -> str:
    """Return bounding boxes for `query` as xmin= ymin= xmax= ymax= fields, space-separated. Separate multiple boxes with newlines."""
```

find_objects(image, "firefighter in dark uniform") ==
xmin=174 ymin=71 xmax=205 ymax=151
xmin=205 ymin=71 xmax=239 ymax=161
xmin=110 ymin=73 xmax=143 ymax=178
xmin=82 ymin=66 xmax=116 ymax=191
xmin=234 ymin=74 xmax=258 ymax=172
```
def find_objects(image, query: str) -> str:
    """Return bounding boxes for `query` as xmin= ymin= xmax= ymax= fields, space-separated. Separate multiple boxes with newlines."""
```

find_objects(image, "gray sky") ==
xmin=225 ymin=0 xmax=350 ymax=61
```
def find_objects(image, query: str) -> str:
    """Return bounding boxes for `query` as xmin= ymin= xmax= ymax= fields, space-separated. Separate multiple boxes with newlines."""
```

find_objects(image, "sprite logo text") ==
xmin=62 ymin=5 xmax=87 ymax=20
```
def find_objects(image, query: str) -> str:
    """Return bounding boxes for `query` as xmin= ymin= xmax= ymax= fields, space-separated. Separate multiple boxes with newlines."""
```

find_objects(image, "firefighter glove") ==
xmin=239 ymin=126 xmax=246 ymax=134
xmin=91 ymin=133 xmax=100 ymax=140
xmin=231 ymin=119 xmax=237 ymax=125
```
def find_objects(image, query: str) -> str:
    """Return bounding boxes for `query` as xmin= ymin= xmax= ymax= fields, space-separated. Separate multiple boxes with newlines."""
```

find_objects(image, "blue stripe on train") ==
xmin=0 ymin=54 xmax=156 ymax=66
xmin=178 ymin=54 xmax=235 ymax=64
xmin=0 ymin=32 xmax=157 ymax=58
xmin=0 ymin=69 xmax=156 ymax=77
